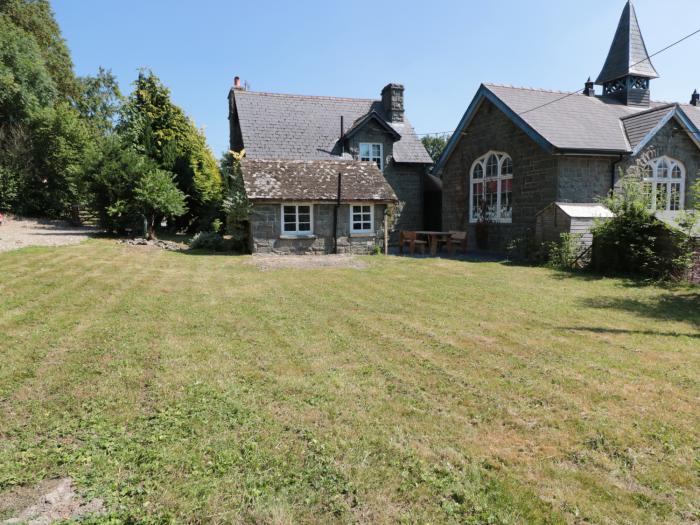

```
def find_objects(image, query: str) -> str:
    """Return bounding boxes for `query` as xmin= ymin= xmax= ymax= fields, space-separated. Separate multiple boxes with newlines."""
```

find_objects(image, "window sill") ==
xmin=349 ymin=233 xmax=374 ymax=238
xmin=279 ymin=234 xmax=316 ymax=240
xmin=469 ymin=220 xmax=512 ymax=225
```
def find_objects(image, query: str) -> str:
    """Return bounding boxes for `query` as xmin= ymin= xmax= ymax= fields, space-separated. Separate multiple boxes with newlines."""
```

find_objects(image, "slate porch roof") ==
xmin=435 ymin=83 xmax=700 ymax=173
xmin=240 ymin=159 xmax=398 ymax=202
xmin=232 ymin=90 xmax=432 ymax=164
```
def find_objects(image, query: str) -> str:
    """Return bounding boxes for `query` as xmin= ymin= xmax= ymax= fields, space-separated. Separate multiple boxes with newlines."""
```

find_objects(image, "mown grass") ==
xmin=0 ymin=240 xmax=698 ymax=524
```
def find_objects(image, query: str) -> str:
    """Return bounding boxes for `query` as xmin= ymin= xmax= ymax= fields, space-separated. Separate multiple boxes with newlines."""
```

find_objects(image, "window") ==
xmin=350 ymin=204 xmax=374 ymax=234
xmin=643 ymin=157 xmax=685 ymax=212
xmin=281 ymin=204 xmax=313 ymax=235
xmin=469 ymin=152 xmax=513 ymax=223
xmin=359 ymin=143 xmax=383 ymax=170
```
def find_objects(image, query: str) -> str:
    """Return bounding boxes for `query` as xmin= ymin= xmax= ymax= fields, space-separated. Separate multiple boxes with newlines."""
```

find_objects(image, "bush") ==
xmin=547 ymin=233 xmax=585 ymax=270
xmin=189 ymin=231 xmax=223 ymax=251
xmin=591 ymin=168 xmax=693 ymax=281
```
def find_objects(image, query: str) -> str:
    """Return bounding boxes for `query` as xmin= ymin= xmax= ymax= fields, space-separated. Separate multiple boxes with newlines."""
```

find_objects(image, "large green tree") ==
xmin=0 ymin=0 xmax=78 ymax=99
xmin=88 ymin=136 xmax=186 ymax=237
xmin=75 ymin=67 xmax=122 ymax=136
xmin=117 ymin=70 xmax=222 ymax=231
xmin=421 ymin=134 xmax=450 ymax=164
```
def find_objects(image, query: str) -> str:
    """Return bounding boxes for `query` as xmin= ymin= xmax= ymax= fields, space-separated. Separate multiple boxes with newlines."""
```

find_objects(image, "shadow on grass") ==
xmin=579 ymin=292 xmax=700 ymax=329
xmin=564 ymin=326 xmax=700 ymax=339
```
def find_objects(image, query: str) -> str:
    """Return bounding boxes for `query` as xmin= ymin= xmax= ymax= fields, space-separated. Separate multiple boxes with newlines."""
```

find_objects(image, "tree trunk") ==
xmin=147 ymin=214 xmax=157 ymax=240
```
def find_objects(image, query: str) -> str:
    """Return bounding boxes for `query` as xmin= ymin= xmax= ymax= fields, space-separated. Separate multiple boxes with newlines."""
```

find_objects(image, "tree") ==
xmin=27 ymin=102 xmax=94 ymax=216
xmin=88 ymin=136 xmax=186 ymax=237
xmin=134 ymin=167 xmax=187 ymax=239
xmin=421 ymin=134 xmax=450 ymax=163
xmin=117 ymin=70 xmax=222 ymax=230
xmin=75 ymin=67 xmax=122 ymax=135
xmin=222 ymin=150 xmax=251 ymax=250
xmin=0 ymin=0 xmax=77 ymax=99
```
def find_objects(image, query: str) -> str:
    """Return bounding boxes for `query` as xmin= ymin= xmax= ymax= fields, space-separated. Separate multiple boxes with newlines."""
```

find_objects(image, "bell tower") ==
xmin=595 ymin=1 xmax=658 ymax=107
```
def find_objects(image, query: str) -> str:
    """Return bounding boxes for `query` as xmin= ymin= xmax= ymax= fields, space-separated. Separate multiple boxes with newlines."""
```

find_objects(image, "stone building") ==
xmin=240 ymin=159 xmax=397 ymax=255
xmin=435 ymin=1 xmax=700 ymax=250
xmin=228 ymin=81 xmax=434 ymax=253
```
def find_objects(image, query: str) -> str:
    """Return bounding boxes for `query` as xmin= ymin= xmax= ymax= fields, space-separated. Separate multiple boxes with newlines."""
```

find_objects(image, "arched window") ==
xmin=469 ymin=152 xmax=513 ymax=223
xmin=643 ymin=157 xmax=685 ymax=211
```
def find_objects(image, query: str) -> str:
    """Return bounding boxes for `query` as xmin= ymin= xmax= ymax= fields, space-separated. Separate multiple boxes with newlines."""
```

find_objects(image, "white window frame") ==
xmin=349 ymin=203 xmax=374 ymax=235
xmin=280 ymin=203 xmax=314 ymax=236
xmin=359 ymin=143 xmax=384 ymax=171
xmin=468 ymin=151 xmax=513 ymax=223
xmin=643 ymin=156 xmax=685 ymax=212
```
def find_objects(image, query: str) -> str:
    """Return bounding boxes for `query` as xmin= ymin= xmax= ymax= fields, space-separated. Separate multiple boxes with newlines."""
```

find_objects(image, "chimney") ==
xmin=233 ymin=76 xmax=244 ymax=90
xmin=691 ymin=89 xmax=699 ymax=107
xmin=583 ymin=77 xmax=595 ymax=97
xmin=381 ymin=83 xmax=404 ymax=122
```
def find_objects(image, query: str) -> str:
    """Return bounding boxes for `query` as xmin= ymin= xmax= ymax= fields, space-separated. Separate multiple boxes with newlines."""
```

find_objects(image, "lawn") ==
xmin=0 ymin=240 xmax=698 ymax=524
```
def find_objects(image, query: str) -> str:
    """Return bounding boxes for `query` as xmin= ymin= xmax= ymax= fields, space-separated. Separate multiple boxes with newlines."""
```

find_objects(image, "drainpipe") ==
xmin=333 ymin=172 xmax=342 ymax=254
xmin=611 ymin=154 xmax=624 ymax=193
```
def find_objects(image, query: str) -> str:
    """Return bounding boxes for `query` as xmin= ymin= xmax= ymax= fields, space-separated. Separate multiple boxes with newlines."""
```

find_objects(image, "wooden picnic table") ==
xmin=414 ymin=231 xmax=452 ymax=256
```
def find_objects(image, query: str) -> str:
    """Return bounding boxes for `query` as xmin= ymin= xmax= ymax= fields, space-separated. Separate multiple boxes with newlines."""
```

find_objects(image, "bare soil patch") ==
xmin=0 ymin=216 xmax=96 ymax=253
xmin=1 ymin=478 xmax=104 ymax=524
xmin=251 ymin=254 xmax=368 ymax=271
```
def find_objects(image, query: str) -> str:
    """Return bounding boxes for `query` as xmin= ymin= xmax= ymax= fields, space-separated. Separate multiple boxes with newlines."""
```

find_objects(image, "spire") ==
xmin=596 ymin=1 xmax=659 ymax=85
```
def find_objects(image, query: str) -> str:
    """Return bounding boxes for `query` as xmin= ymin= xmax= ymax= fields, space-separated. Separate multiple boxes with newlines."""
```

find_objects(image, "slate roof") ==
xmin=435 ymin=84 xmax=700 ymax=174
xmin=596 ymin=1 xmax=658 ymax=84
xmin=240 ymin=159 xmax=398 ymax=202
xmin=485 ymin=84 xmax=653 ymax=152
xmin=232 ymin=90 xmax=432 ymax=164
xmin=621 ymin=104 xmax=675 ymax=149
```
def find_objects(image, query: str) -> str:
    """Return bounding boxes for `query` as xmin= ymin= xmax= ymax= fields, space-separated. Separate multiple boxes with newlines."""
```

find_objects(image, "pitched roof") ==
xmin=240 ymin=159 xmax=398 ymax=202
xmin=434 ymin=84 xmax=700 ymax=174
xmin=621 ymin=104 xmax=676 ymax=149
xmin=232 ymin=90 xmax=432 ymax=164
xmin=596 ymin=1 xmax=658 ymax=84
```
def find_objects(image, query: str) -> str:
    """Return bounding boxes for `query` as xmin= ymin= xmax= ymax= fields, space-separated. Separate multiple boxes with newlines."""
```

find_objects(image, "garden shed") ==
xmin=535 ymin=202 xmax=613 ymax=247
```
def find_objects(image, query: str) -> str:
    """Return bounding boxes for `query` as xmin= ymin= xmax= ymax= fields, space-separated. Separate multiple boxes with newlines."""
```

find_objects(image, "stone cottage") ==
xmin=228 ymin=81 xmax=434 ymax=253
xmin=240 ymin=159 xmax=397 ymax=254
xmin=435 ymin=1 xmax=700 ymax=250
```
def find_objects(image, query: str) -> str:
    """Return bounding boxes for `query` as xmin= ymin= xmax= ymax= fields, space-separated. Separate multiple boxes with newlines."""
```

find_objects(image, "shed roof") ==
xmin=232 ymin=90 xmax=432 ymax=164
xmin=550 ymin=203 xmax=614 ymax=219
xmin=240 ymin=159 xmax=398 ymax=202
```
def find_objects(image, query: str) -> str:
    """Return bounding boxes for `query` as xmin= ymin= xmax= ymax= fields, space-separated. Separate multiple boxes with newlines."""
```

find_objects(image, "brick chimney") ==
xmin=583 ymin=77 xmax=595 ymax=97
xmin=691 ymin=89 xmax=699 ymax=106
xmin=381 ymin=83 xmax=404 ymax=122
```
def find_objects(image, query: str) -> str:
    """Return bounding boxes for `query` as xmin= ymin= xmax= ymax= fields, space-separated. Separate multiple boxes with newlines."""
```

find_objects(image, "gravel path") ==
xmin=0 ymin=216 xmax=97 ymax=253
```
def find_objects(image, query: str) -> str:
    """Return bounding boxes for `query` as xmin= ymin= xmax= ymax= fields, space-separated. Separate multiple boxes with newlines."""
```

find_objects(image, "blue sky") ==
xmin=52 ymin=0 xmax=700 ymax=156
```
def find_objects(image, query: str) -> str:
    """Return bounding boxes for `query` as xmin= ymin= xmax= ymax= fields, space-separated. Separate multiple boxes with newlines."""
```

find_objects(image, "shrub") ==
xmin=546 ymin=233 xmax=585 ymax=270
xmin=591 ymin=166 xmax=693 ymax=281
xmin=189 ymin=231 xmax=223 ymax=251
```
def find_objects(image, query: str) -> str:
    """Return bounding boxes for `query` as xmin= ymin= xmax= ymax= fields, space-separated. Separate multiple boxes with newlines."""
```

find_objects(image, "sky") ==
xmin=52 ymin=0 xmax=700 ymax=156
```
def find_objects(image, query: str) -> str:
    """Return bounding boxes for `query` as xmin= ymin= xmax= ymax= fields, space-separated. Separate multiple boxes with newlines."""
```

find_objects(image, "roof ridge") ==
xmin=232 ymin=89 xmax=378 ymax=103
xmin=619 ymin=103 xmax=678 ymax=120
xmin=483 ymin=83 xmax=576 ymax=95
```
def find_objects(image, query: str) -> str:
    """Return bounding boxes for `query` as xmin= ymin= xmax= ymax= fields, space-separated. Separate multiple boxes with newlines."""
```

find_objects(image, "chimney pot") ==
xmin=691 ymin=89 xmax=699 ymax=106
xmin=234 ymin=76 xmax=241 ymax=88
xmin=583 ymin=77 xmax=595 ymax=97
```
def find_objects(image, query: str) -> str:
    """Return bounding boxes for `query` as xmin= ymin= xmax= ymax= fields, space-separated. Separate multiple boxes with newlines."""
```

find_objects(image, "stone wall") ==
xmin=617 ymin=118 xmax=700 ymax=208
xmin=441 ymin=99 xmax=558 ymax=251
xmin=557 ymin=157 xmax=615 ymax=202
xmin=250 ymin=203 xmax=387 ymax=255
